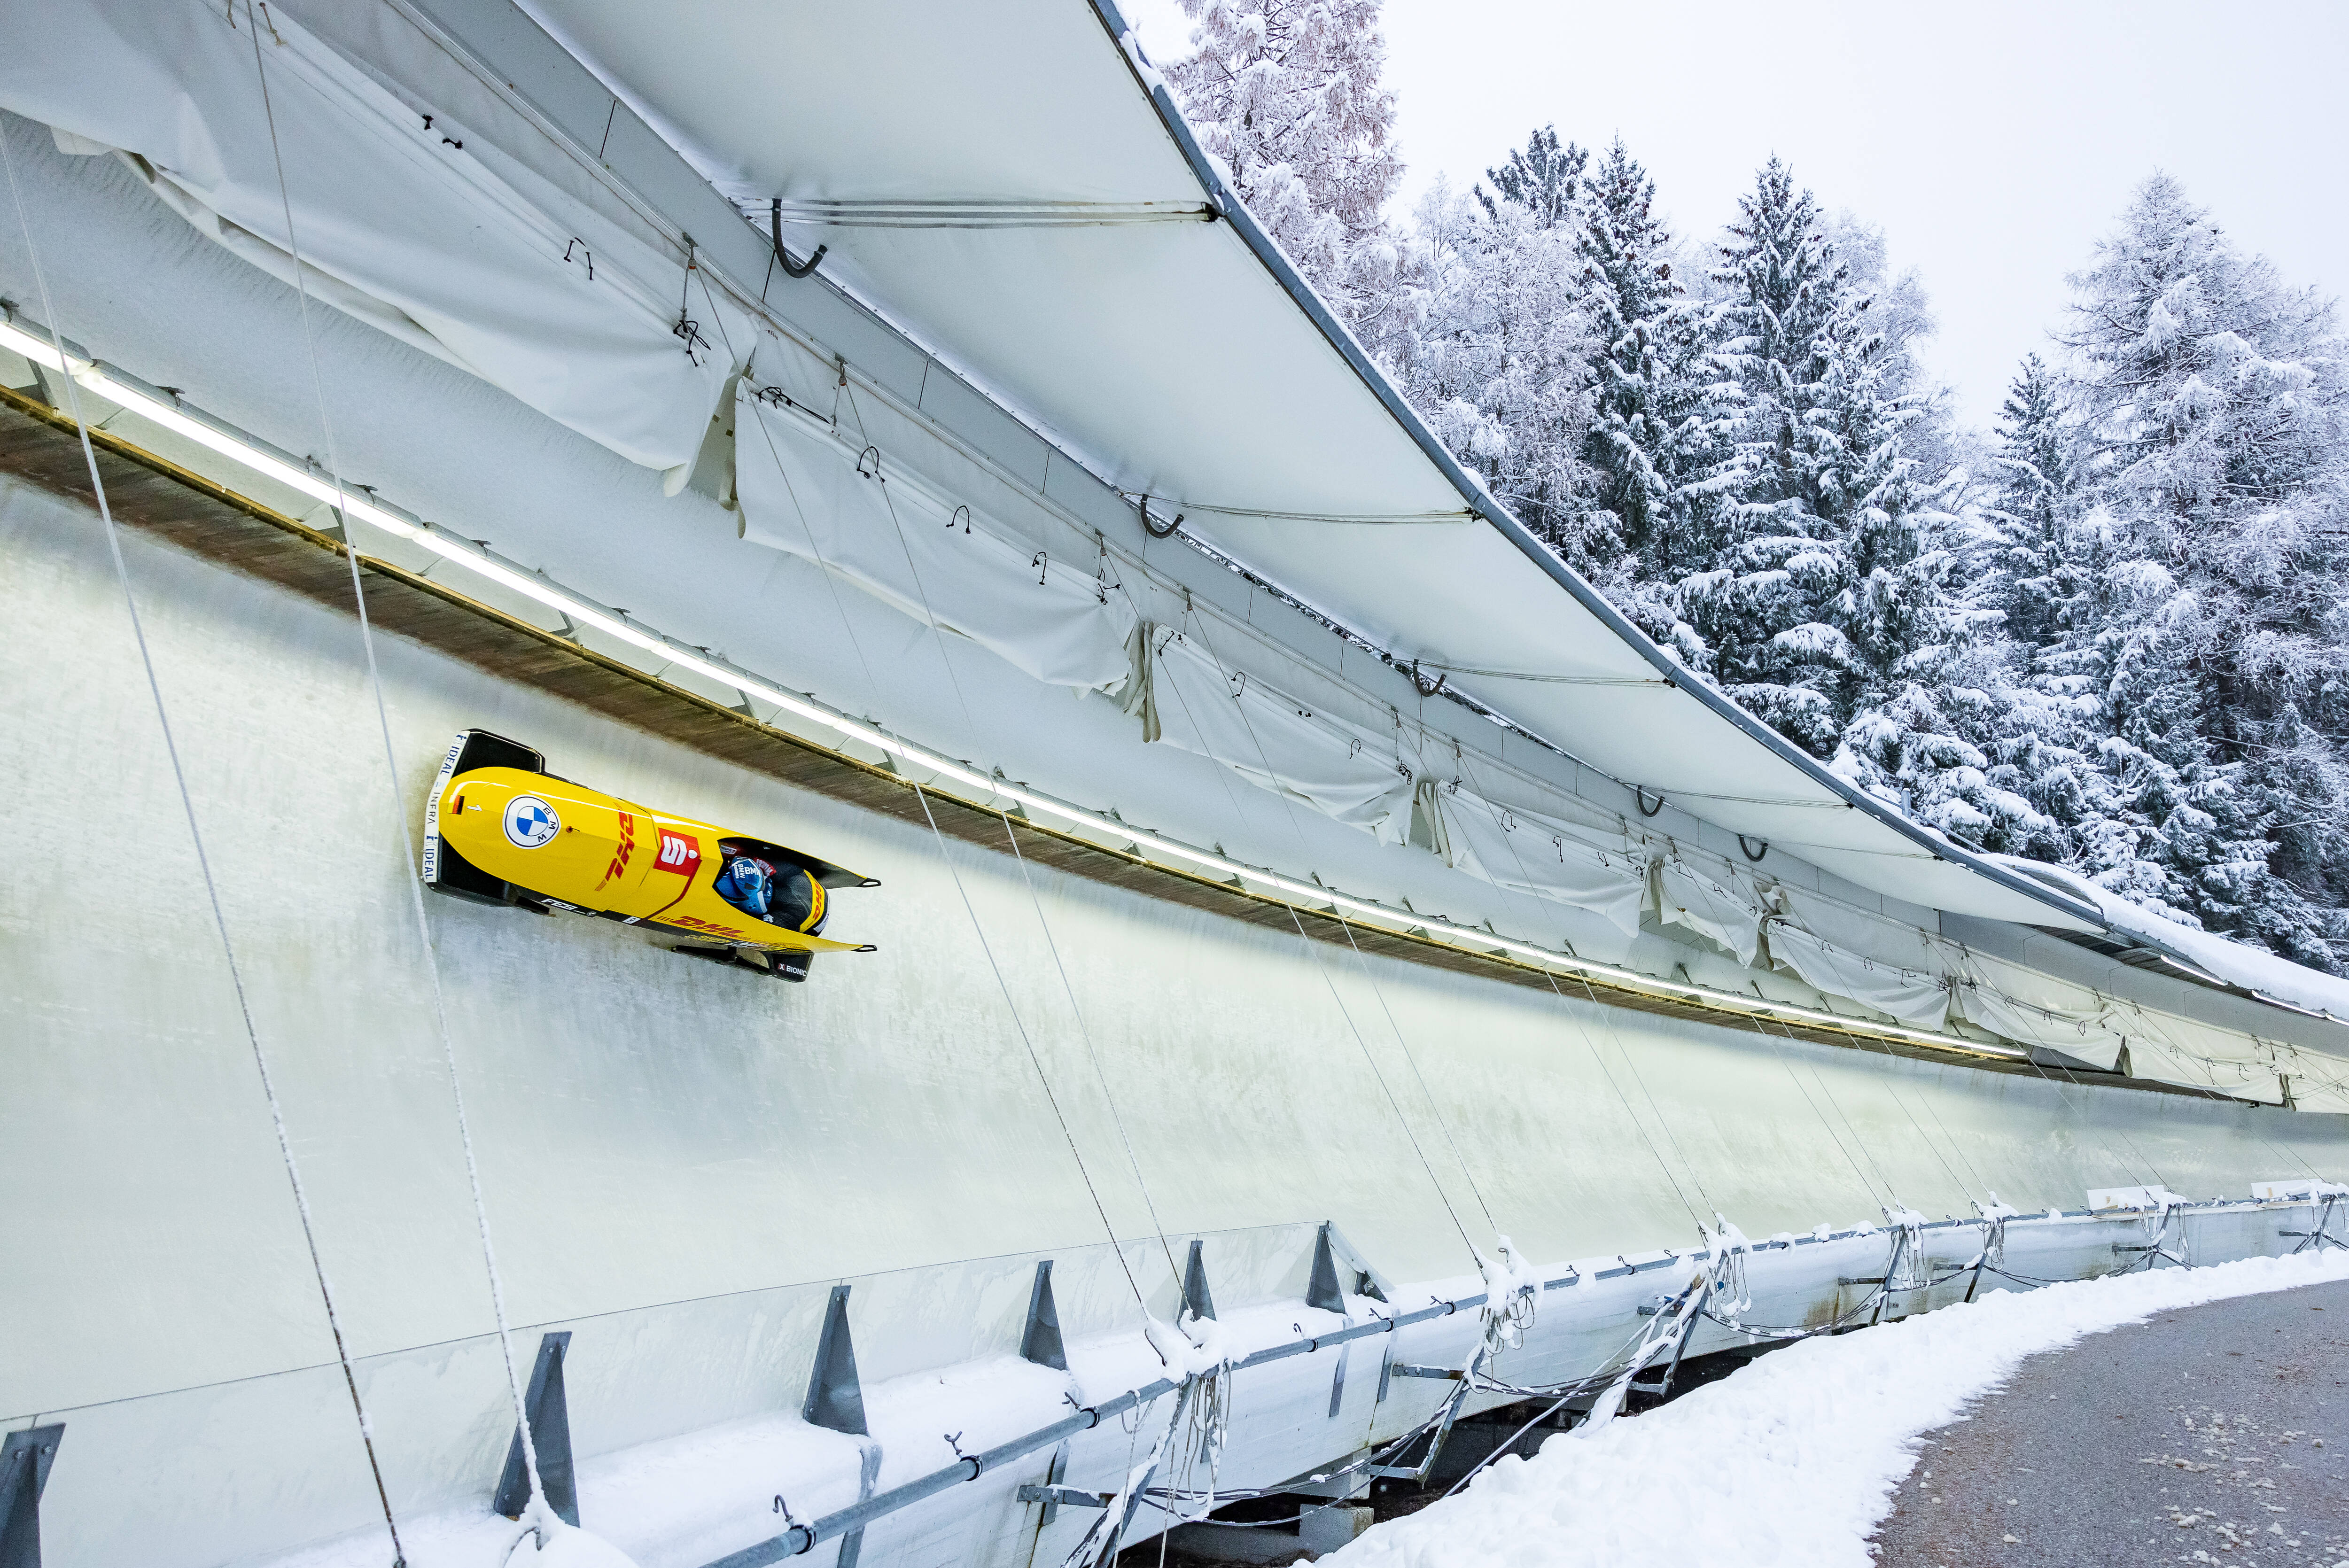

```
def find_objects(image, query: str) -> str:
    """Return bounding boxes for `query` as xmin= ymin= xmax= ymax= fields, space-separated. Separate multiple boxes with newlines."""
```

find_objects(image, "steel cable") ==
xmin=233 ymin=5 xmax=555 ymax=1524
xmin=0 ymin=116 xmax=411 ymax=1563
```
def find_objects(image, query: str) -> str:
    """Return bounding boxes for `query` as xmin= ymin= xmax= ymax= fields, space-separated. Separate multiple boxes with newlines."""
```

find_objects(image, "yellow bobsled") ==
xmin=422 ymin=730 xmax=877 ymax=982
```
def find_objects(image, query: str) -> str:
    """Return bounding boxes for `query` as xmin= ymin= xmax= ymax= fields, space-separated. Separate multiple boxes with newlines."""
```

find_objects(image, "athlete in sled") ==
xmin=422 ymin=729 xmax=876 ymax=982
xmin=712 ymin=853 xmax=825 ymax=933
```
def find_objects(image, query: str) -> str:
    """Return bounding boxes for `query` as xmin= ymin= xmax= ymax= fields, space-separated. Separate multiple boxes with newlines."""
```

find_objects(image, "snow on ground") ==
xmin=1330 ymin=1250 xmax=2349 ymax=1568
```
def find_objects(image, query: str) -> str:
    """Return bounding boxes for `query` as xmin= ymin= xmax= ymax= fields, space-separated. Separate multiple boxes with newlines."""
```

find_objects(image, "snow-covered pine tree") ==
xmin=1934 ymin=353 xmax=2108 ymax=861
xmin=1572 ymin=137 xmax=1723 ymax=585
xmin=2053 ymin=174 xmax=2349 ymax=968
xmin=1165 ymin=0 xmax=1403 ymax=328
xmin=1673 ymin=158 xmax=1926 ymax=753
xmin=1479 ymin=124 xmax=1579 ymax=230
xmin=1985 ymin=354 xmax=2076 ymax=652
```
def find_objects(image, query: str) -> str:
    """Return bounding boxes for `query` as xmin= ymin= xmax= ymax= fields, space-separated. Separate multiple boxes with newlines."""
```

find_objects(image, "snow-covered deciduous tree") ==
xmin=1377 ymin=170 xmax=1597 ymax=562
xmin=1165 ymin=0 xmax=1403 ymax=327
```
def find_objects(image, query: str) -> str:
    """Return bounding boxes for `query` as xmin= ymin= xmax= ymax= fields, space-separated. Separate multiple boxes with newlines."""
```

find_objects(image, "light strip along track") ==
xmin=0 ymin=304 xmax=2130 ymax=1077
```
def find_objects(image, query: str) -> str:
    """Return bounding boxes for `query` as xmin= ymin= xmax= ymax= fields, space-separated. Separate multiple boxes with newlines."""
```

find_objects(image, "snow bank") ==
xmin=1331 ymin=1250 xmax=2349 ymax=1568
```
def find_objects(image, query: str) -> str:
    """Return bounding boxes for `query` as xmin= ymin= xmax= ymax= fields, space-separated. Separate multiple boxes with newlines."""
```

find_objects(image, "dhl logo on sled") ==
xmin=422 ymin=730 xmax=878 ymax=982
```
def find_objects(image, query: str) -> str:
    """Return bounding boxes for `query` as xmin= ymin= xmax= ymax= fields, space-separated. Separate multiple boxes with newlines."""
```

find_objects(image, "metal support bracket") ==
xmin=0 ymin=1426 xmax=63 ymax=1568
xmin=804 ymin=1285 xmax=869 ymax=1436
xmin=495 ymin=1331 xmax=578 ymax=1527
xmin=799 ymin=1289 xmax=883 ymax=1568
xmin=1307 ymin=1223 xmax=1345 ymax=1314
xmin=1631 ymin=1279 xmax=1712 ymax=1398
xmin=1867 ymin=1229 xmax=1911 ymax=1327
xmin=1029 ymin=1443 xmax=1073 ymax=1529
xmin=1018 ymin=1484 xmax=1110 ymax=1511
xmin=835 ymin=1440 xmax=883 ymax=1568
xmin=2286 ymin=1195 xmax=2349 ymax=1255
xmin=1020 ymin=1260 xmax=1069 ymax=1372
xmin=1368 ymin=1353 xmax=1480 ymax=1483
xmin=1182 ymin=1239 xmax=1216 ymax=1322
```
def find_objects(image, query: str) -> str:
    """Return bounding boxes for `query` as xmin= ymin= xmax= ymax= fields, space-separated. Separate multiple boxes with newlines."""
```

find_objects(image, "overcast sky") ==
xmin=1127 ymin=0 xmax=2349 ymax=429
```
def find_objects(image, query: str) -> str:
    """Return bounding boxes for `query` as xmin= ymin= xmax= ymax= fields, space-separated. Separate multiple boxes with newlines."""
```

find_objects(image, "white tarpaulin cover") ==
xmin=0 ymin=0 xmax=739 ymax=470
xmin=1773 ymin=885 xmax=1943 ymax=975
xmin=1765 ymin=918 xmax=1952 ymax=1031
xmin=1657 ymin=857 xmax=1767 ymax=968
xmin=2108 ymin=1000 xmax=2285 ymax=1104
xmin=1944 ymin=948 xmax=2129 ymax=1071
xmin=1416 ymin=783 xmax=1646 ymax=941
xmin=1136 ymin=624 xmax=1413 ymax=843
xmin=733 ymin=361 xmax=1137 ymax=693
xmin=2272 ymin=1046 xmax=2349 ymax=1114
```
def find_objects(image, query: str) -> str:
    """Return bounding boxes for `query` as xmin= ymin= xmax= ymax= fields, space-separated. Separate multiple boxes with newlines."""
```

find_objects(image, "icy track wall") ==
xmin=6 ymin=466 xmax=2348 ymax=1568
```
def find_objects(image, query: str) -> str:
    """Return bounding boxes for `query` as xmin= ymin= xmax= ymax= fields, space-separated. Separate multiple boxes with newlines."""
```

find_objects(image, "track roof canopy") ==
xmin=525 ymin=0 xmax=2108 ymax=931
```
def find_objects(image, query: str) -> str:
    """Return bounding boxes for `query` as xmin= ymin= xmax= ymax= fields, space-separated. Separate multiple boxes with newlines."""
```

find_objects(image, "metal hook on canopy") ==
xmin=1738 ymin=834 xmax=1770 ymax=863
xmin=949 ymin=504 xmax=970 ymax=533
xmin=1137 ymin=495 xmax=1181 ymax=539
xmin=770 ymin=199 xmax=827 ymax=279
xmin=1635 ymin=786 xmax=1665 ymax=818
xmin=856 ymin=446 xmax=881 ymax=481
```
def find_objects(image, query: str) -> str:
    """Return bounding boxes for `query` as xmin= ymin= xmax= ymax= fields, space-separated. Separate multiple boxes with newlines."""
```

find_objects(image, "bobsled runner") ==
xmin=422 ymin=729 xmax=877 ymax=982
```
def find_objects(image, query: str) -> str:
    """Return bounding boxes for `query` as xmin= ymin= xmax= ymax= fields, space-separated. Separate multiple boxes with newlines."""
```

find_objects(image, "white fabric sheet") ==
xmin=1417 ymin=783 xmax=1647 ymax=940
xmin=0 ymin=0 xmax=736 ymax=470
xmin=1774 ymin=885 xmax=1948 ymax=976
xmin=1656 ymin=858 xmax=1767 ymax=968
xmin=2109 ymin=1001 xmax=2285 ymax=1104
xmin=2272 ymin=1046 xmax=2349 ymax=1114
xmin=734 ymin=382 xmax=1136 ymax=693
xmin=1943 ymin=948 xmax=2128 ymax=1071
xmin=1765 ymin=919 xmax=1952 ymax=1031
xmin=1137 ymin=625 xmax=1414 ymax=844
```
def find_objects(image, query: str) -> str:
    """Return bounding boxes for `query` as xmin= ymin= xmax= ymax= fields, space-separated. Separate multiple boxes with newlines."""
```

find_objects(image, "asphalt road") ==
xmin=1873 ymin=1275 xmax=2349 ymax=1567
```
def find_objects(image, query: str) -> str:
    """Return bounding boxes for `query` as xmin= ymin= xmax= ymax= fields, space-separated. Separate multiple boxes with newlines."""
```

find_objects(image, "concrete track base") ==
xmin=1875 ymin=1279 xmax=2349 ymax=1567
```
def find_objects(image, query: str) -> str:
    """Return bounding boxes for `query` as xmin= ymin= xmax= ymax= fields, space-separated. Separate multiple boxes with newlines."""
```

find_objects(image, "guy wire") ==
xmin=0 ymin=118 xmax=409 ymax=1563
